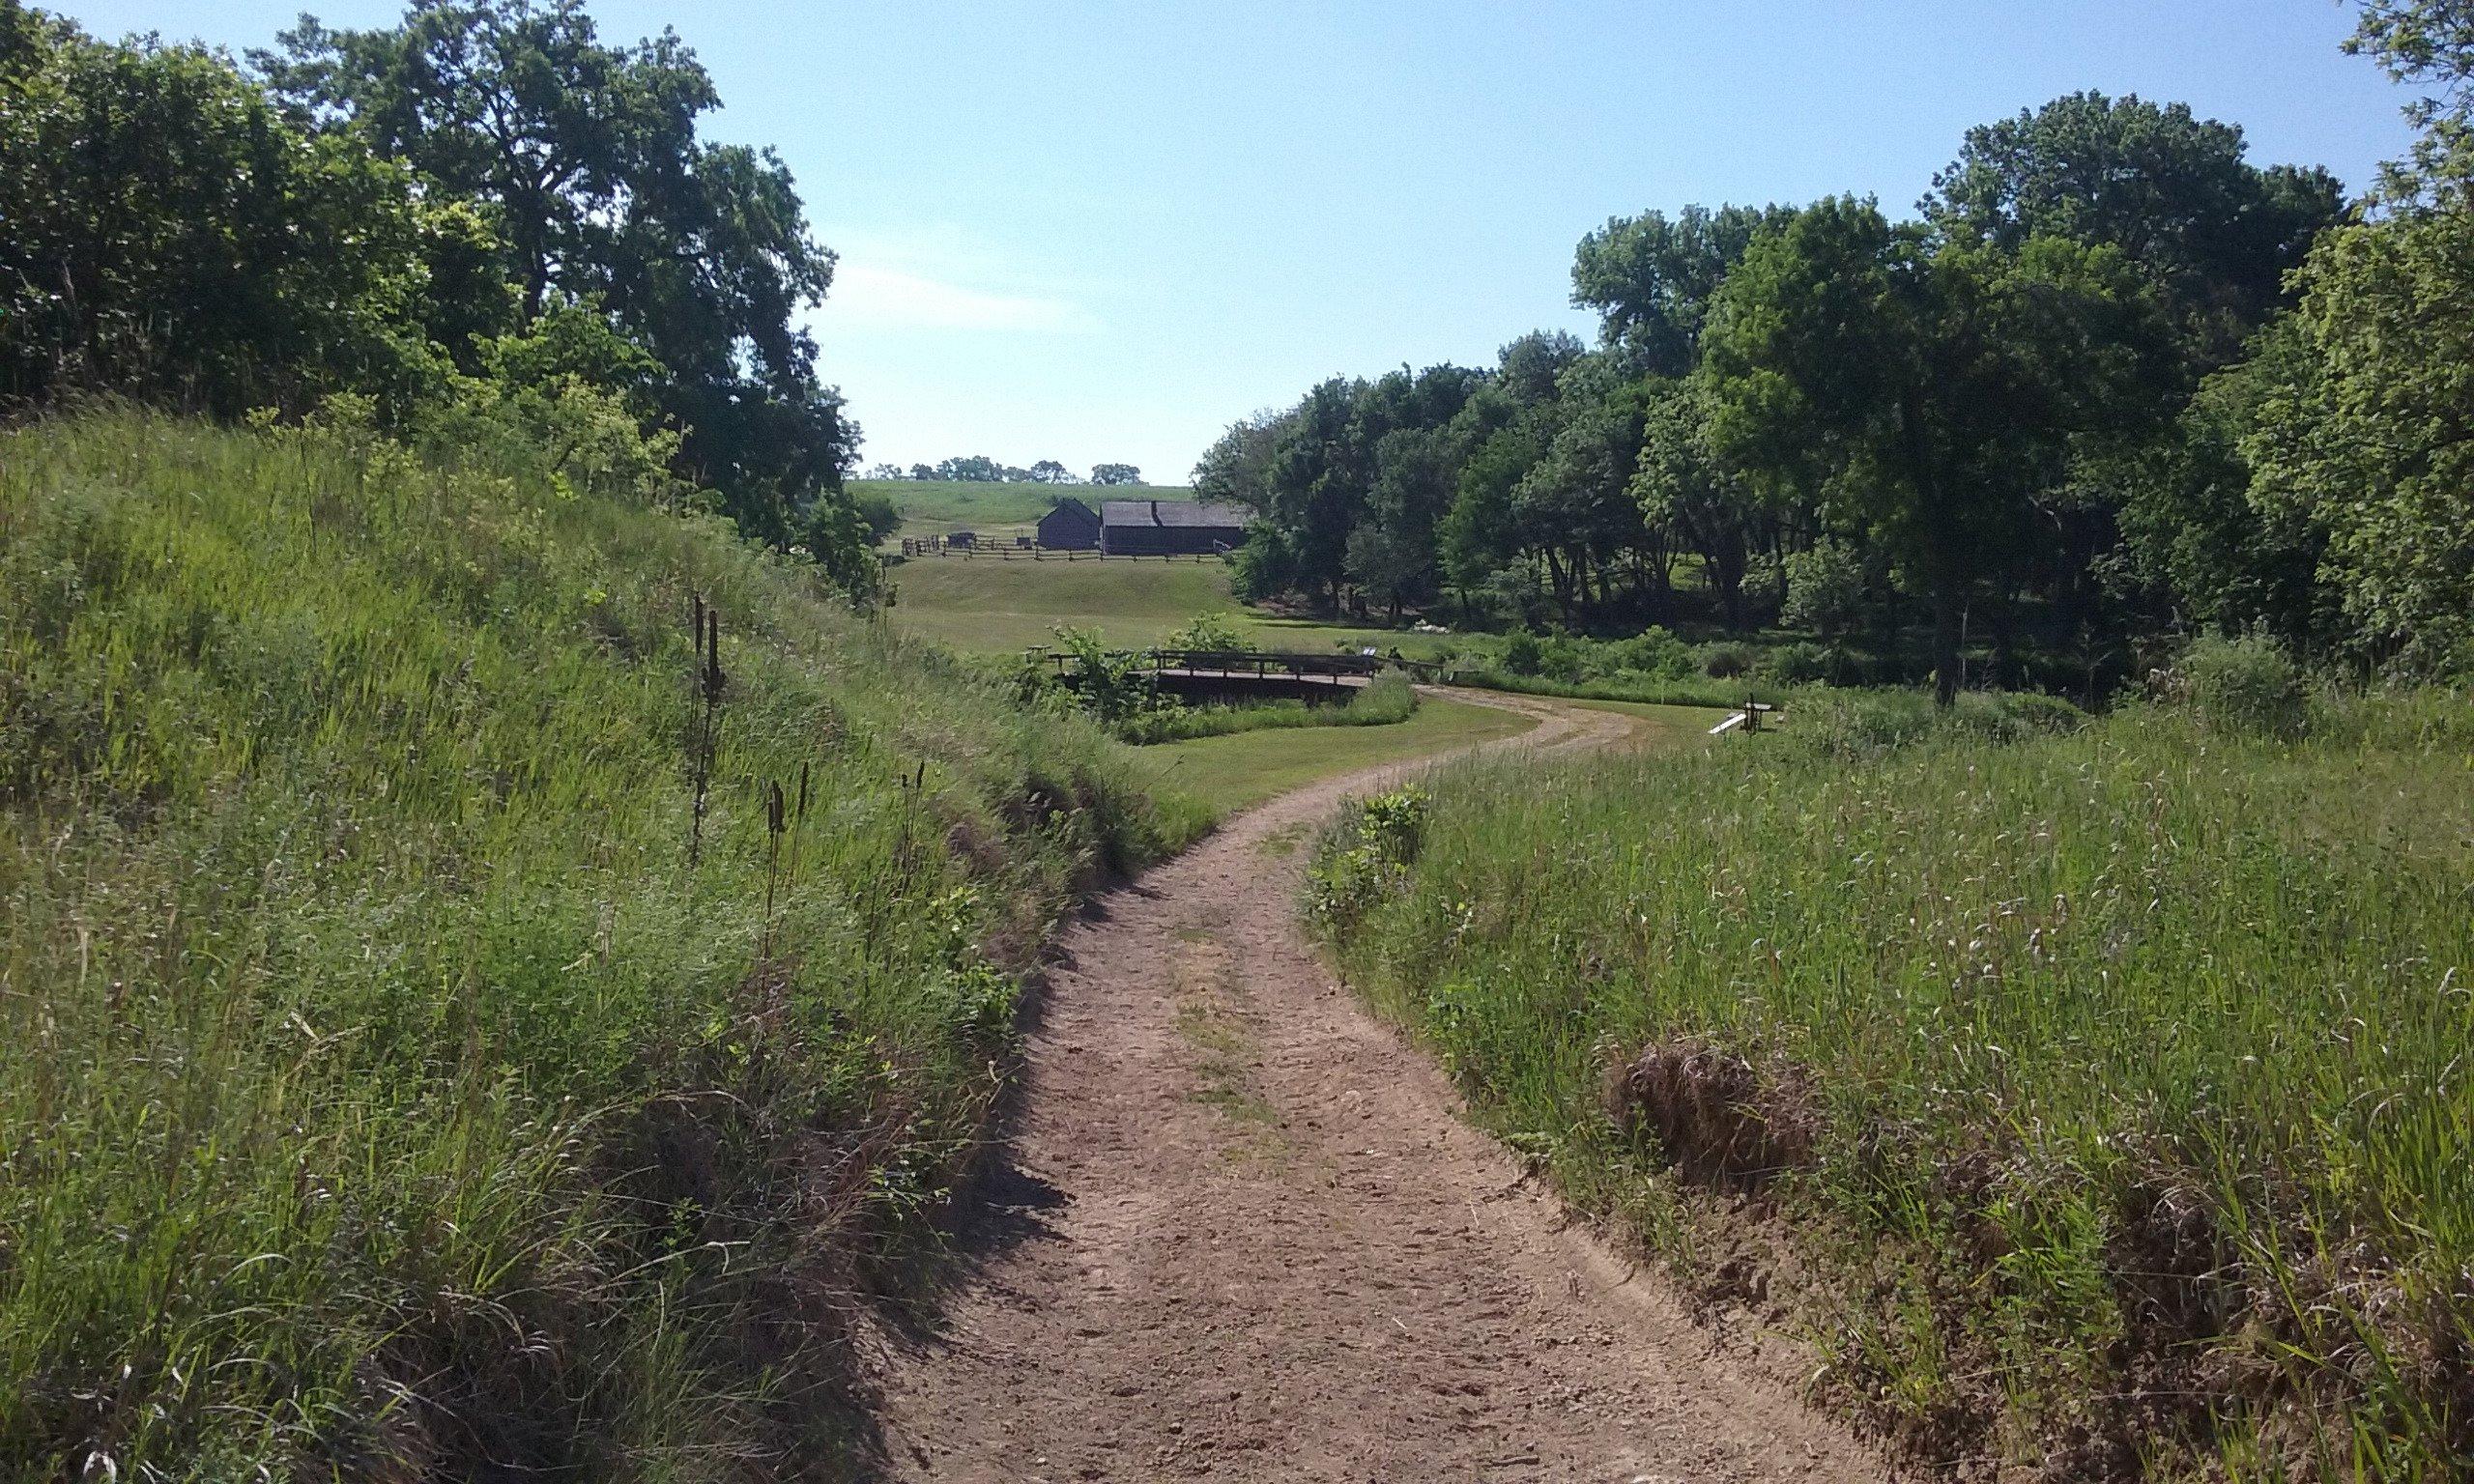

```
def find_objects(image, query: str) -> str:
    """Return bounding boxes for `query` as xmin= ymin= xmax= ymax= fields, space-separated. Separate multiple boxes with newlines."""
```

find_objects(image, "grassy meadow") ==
xmin=886 ymin=554 xmax=1248 ymax=653
xmin=0 ymin=414 xmax=1193 ymax=1479
xmin=1311 ymin=690 xmax=2474 ymax=1478
xmin=884 ymin=552 xmax=1476 ymax=665
xmin=855 ymin=478 xmax=1192 ymax=543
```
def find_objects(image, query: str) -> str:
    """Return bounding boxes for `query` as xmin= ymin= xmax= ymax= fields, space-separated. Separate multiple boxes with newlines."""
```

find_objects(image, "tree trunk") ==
xmin=1933 ymin=588 xmax=1962 ymax=707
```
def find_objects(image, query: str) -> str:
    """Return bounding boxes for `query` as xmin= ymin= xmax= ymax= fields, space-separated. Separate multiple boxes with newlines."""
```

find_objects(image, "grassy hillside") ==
xmin=884 ymin=556 xmax=1478 ymax=662
xmin=888 ymin=555 xmax=1248 ymax=652
xmin=1312 ymin=692 xmax=2474 ymax=1477
xmin=0 ymin=414 xmax=1191 ymax=1479
xmin=854 ymin=478 xmax=1192 ymax=542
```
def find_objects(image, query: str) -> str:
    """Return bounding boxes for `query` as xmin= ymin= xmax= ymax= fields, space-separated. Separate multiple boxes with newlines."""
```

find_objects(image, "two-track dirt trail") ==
xmin=867 ymin=692 xmax=1883 ymax=1482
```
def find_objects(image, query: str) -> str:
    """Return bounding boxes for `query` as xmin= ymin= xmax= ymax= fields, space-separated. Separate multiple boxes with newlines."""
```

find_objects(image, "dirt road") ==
xmin=866 ymin=692 xmax=1882 ymax=1482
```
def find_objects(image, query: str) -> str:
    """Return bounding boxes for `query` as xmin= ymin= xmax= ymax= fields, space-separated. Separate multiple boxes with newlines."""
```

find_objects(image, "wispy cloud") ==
xmin=824 ymin=260 xmax=1097 ymax=334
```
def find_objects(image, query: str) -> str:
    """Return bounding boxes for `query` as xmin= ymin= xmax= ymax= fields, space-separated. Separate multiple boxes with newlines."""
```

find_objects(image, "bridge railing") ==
xmin=1040 ymin=646 xmax=1449 ymax=683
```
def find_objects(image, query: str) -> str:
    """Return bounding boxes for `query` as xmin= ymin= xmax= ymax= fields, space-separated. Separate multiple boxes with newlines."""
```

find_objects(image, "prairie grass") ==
xmin=1314 ymin=691 xmax=2474 ymax=1478
xmin=0 ymin=413 xmax=1185 ymax=1479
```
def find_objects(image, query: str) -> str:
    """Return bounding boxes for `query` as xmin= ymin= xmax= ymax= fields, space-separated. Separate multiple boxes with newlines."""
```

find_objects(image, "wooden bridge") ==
xmin=1040 ymin=646 xmax=1452 ymax=699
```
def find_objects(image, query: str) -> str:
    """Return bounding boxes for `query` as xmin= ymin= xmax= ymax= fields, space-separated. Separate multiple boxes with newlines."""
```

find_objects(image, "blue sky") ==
xmin=64 ymin=2 xmax=2420 ymax=484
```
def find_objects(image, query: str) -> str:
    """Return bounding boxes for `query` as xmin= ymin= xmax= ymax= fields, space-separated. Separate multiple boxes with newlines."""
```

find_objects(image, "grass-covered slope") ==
xmin=0 ymin=414 xmax=1184 ymax=1479
xmin=887 ymin=554 xmax=1246 ymax=653
xmin=854 ymin=478 xmax=1192 ymax=541
xmin=1312 ymin=694 xmax=2474 ymax=1478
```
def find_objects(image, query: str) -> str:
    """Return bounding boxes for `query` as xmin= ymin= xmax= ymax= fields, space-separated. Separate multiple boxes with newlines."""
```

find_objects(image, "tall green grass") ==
xmin=1314 ymin=691 xmax=2474 ymax=1478
xmin=0 ymin=413 xmax=1185 ymax=1479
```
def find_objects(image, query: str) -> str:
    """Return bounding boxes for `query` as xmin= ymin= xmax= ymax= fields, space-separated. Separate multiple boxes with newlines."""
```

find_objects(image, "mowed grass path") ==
xmin=1139 ymin=695 xmax=1537 ymax=815
xmin=887 ymin=555 xmax=1471 ymax=661
xmin=856 ymin=478 xmax=1193 ymax=542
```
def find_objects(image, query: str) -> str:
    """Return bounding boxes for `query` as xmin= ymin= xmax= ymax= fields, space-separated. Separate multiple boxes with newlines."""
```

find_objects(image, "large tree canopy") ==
xmin=1700 ymin=197 xmax=2171 ymax=700
xmin=1923 ymin=91 xmax=2344 ymax=367
xmin=1569 ymin=203 xmax=1795 ymax=376
xmin=0 ymin=12 xmax=439 ymax=414
xmin=259 ymin=0 xmax=856 ymax=546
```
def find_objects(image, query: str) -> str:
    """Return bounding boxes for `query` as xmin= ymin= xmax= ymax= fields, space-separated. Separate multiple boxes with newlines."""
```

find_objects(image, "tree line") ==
xmin=0 ymin=0 xmax=883 ymax=591
xmin=862 ymin=457 xmax=1147 ymax=485
xmin=1200 ymin=0 xmax=2473 ymax=700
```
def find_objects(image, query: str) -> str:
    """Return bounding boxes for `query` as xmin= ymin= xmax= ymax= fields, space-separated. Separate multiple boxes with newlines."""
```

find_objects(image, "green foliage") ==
xmin=2171 ymin=632 xmax=2309 ymax=739
xmin=1321 ymin=696 xmax=2474 ymax=1473
xmin=1304 ymin=785 xmax=1430 ymax=928
xmin=1501 ymin=630 xmax=1544 ymax=675
xmin=2239 ymin=193 xmax=2474 ymax=674
xmin=1165 ymin=609 xmax=1248 ymax=652
xmin=1779 ymin=538 xmax=1868 ymax=640
xmin=1923 ymin=90 xmax=2344 ymax=365
xmin=0 ymin=14 xmax=444 ymax=414
xmin=1036 ymin=627 xmax=1171 ymax=729
xmin=0 ymin=413 xmax=1178 ymax=1477
xmin=1118 ymin=671 xmax=1419 ymax=746
xmin=1570 ymin=203 xmax=1797 ymax=375
xmin=1701 ymin=197 xmax=2173 ymax=702
xmin=1791 ymin=685 xmax=2086 ymax=758
xmin=0 ymin=3 xmax=878 ymax=589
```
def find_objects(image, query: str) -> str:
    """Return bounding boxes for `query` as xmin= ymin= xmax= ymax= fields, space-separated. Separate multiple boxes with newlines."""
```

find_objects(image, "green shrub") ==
xmin=1699 ymin=641 xmax=1759 ymax=678
xmin=1536 ymin=633 xmax=1590 ymax=683
xmin=1501 ymin=630 xmax=1544 ymax=675
xmin=2175 ymin=632 xmax=2307 ymax=738
xmin=1116 ymin=671 xmax=1418 ymax=744
xmin=1615 ymin=626 xmax=1695 ymax=679
xmin=1761 ymin=640 xmax=1836 ymax=685
xmin=1780 ymin=538 xmax=1869 ymax=639
xmin=1305 ymin=785 xmax=1429 ymax=928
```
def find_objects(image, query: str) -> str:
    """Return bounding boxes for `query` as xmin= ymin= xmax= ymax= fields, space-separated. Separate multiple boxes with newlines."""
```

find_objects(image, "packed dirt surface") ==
xmin=866 ymin=692 xmax=1882 ymax=1482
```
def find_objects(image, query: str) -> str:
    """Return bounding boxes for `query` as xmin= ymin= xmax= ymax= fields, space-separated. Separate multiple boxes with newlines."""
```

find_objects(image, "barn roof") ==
xmin=1099 ymin=499 xmax=1250 ymax=528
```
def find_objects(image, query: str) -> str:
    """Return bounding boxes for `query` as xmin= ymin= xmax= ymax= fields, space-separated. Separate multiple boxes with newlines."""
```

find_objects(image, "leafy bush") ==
xmin=1165 ymin=609 xmax=1248 ymax=652
xmin=1305 ymin=785 xmax=1430 ymax=928
xmin=1536 ymin=633 xmax=1590 ymax=683
xmin=1615 ymin=626 xmax=1695 ymax=679
xmin=1502 ymin=630 xmax=1544 ymax=675
xmin=1780 ymin=539 xmax=1868 ymax=639
xmin=1699 ymin=641 xmax=1759 ymax=678
xmin=1761 ymin=640 xmax=1837 ymax=684
xmin=1793 ymin=687 xmax=2086 ymax=758
xmin=2173 ymin=632 xmax=2307 ymax=738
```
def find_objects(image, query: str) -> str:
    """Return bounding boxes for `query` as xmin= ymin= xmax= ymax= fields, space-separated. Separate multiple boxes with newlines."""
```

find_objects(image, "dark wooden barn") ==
xmin=1036 ymin=496 xmax=1102 ymax=550
xmin=1098 ymin=499 xmax=1248 ymax=556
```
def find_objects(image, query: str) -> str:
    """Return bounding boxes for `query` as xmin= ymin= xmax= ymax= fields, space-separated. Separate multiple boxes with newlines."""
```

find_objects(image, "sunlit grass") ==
xmin=1318 ymin=694 xmax=2474 ymax=1476
xmin=0 ymin=413 xmax=1185 ymax=1479
xmin=1141 ymin=696 xmax=1538 ymax=814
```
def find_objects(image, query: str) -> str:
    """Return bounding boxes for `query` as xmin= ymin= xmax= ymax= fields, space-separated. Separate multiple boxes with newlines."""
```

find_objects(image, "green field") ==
xmin=1312 ymin=688 xmax=2474 ymax=1475
xmin=1140 ymin=695 xmax=1536 ymax=814
xmin=885 ymin=553 xmax=1477 ymax=662
xmin=855 ymin=477 xmax=1194 ymax=542
xmin=888 ymin=554 xmax=1249 ymax=651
